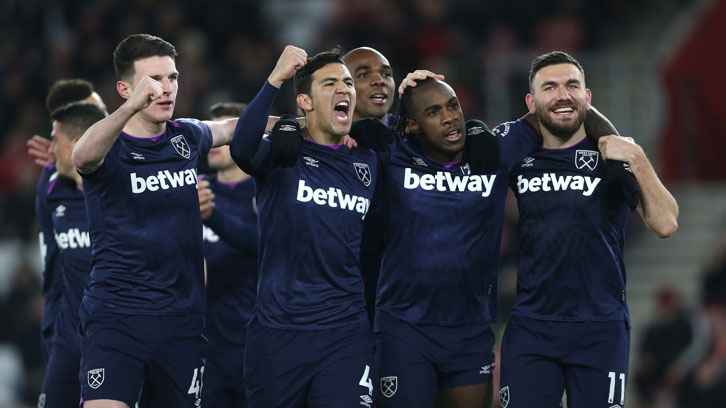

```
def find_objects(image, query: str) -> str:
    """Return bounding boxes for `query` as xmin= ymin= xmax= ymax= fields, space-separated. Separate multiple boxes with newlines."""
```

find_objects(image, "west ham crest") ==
xmin=354 ymin=163 xmax=371 ymax=186
xmin=380 ymin=376 xmax=397 ymax=398
xmin=575 ymin=150 xmax=598 ymax=171
xmin=499 ymin=386 xmax=510 ymax=408
xmin=171 ymin=135 xmax=191 ymax=159
xmin=88 ymin=368 xmax=105 ymax=389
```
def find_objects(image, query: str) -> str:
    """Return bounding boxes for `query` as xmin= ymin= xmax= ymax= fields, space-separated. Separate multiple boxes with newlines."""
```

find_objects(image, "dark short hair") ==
xmin=113 ymin=34 xmax=177 ymax=81
xmin=528 ymin=51 xmax=585 ymax=91
xmin=46 ymin=79 xmax=95 ymax=115
xmin=293 ymin=46 xmax=345 ymax=96
xmin=209 ymin=102 xmax=248 ymax=120
xmin=394 ymin=76 xmax=439 ymax=134
xmin=51 ymin=103 xmax=107 ymax=139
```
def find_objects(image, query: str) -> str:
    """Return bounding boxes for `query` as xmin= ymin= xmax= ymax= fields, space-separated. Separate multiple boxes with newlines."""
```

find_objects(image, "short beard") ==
xmin=536 ymin=104 xmax=586 ymax=140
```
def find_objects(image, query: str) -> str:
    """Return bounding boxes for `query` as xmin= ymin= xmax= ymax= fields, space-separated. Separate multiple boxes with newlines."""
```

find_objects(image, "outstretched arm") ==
xmin=229 ymin=45 xmax=307 ymax=174
xmin=72 ymin=76 xmax=163 ymax=174
xmin=598 ymin=136 xmax=678 ymax=238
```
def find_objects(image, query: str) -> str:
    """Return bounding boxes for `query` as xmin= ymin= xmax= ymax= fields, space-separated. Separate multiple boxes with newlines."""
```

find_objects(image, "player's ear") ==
xmin=296 ymin=94 xmax=313 ymax=112
xmin=406 ymin=118 xmax=420 ymax=134
xmin=117 ymin=80 xmax=132 ymax=100
xmin=525 ymin=93 xmax=536 ymax=114
xmin=585 ymin=88 xmax=592 ymax=109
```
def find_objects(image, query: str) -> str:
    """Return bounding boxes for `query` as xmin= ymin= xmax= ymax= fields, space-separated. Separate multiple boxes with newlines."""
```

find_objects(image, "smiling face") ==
xmin=344 ymin=48 xmax=395 ymax=121
xmin=124 ymin=55 xmax=179 ymax=124
xmin=527 ymin=63 xmax=591 ymax=142
xmin=407 ymin=79 xmax=465 ymax=162
xmin=298 ymin=62 xmax=356 ymax=139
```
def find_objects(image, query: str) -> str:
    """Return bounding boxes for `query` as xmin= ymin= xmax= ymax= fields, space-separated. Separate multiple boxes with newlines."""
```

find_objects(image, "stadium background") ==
xmin=0 ymin=0 xmax=724 ymax=406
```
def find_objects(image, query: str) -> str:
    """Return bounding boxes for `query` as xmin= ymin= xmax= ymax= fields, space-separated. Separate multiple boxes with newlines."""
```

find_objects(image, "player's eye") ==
xmin=358 ymin=73 xmax=368 ymax=79
xmin=382 ymin=72 xmax=392 ymax=78
xmin=427 ymin=109 xmax=438 ymax=117
xmin=450 ymin=102 xmax=460 ymax=109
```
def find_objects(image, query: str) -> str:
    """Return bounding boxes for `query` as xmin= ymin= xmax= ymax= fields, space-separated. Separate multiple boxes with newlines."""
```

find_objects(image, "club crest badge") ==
xmin=88 ymin=368 xmax=105 ymax=389
xmin=354 ymin=163 xmax=371 ymax=187
xmin=499 ymin=386 xmax=510 ymax=408
xmin=380 ymin=376 xmax=397 ymax=398
xmin=575 ymin=150 xmax=599 ymax=171
xmin=171 ymin=135 xmax=191 ymax=159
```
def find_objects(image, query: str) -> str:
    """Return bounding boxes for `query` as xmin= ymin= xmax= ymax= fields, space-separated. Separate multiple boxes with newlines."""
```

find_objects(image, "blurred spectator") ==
xmin=0 ymin=259 xmax=44 ymax=405
xmin=676 ymin=304 xmax=726 ymax=408
xmin=634 ymin=286 xmax=695 ymax=407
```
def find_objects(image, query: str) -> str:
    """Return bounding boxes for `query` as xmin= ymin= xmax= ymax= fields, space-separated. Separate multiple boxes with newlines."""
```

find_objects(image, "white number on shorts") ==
xmin=359 ymin=364 xmax=373 ymax=395
xmin=187 ymin=366 xmax=205 ymax=399
xmin=607 ymin=371 xmax=625 ymax=405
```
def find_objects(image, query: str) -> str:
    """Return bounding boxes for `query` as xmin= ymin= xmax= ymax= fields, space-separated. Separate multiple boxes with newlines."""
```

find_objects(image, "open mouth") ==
xmin=444 ymin=128 xmax=461 ymax=141
xmin=157 ymin=100 xmax=173 ymax=109
xmin=552 ymin=106 xmax=575 ymax=117
xmin=334 ymin=100 xmax=350 ymax=121
xmin=370 ymin=93 xmax=387 ymax=105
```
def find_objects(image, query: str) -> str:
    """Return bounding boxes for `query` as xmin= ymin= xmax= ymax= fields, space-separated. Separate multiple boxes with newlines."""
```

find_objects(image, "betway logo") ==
xmin=130 ymin=169 xmax=198 ymax=194
xmin=55 ymin=228 xmax=91 ymax=249
xmin=403 ymin=167 xmax=496 ymax=197
xmin=516 ymin=173 xmax=601 ymax=196
xmin=296 ymin=180 xmax=370 ymax=216
xmin=202 ymin=225 xmax=219 ymax=243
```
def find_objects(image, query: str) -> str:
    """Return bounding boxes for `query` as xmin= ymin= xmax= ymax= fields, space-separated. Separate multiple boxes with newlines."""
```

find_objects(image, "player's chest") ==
xmin=386 ymin=152 xmax=502 ymax=206
xmin=511 ymin=149 xmax=608 ymax=203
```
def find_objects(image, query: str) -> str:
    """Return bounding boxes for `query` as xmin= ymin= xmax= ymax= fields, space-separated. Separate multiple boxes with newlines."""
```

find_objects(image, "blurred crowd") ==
xmin=0 ymin=0 xmax=715 ymax=406
xmin=633 ymin=237 xmax=726 ymax=408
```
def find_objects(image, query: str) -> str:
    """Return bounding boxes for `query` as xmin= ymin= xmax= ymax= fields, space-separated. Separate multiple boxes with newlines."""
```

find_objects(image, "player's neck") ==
xmin=217 ymin=166 xmax=249 ymax=184
xmin=353 ymin=112 xmax=386 ymax=124
xmin=421 ymin=143 xmax=462 ymax=163
xmin=303 ymin=127 xmax=344 ymax=146
xmin=540 ymin=125 xmax=586 ymax=149
xmin=123 ymin=115 xmax=166 ymax=139
xmin=72 ymin=172 xmax=83 ymax=189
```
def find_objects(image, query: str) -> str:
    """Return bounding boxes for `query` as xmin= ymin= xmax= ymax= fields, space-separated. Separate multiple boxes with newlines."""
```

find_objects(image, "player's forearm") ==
xmin=72 ymin=103 xmax=136 ymax=173
xmin=631 ymin=152 xmax=678 ymax=238
xmin=204 ymin=210 xmax=258 ymax=253
xmin=205 ymin=117 xmax=238 ymax=147
xmin=229 ymin=81 xmax=279 ymax=170
xmin=585 ymin=106 xmax=619 ymax=137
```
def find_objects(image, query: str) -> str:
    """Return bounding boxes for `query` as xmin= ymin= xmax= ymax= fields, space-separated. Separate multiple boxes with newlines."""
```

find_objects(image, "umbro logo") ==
xmin=303 ymin=156 xmax=319 ymax=167
xmin=522 ymin=156 xmax=535 ymax=167
xmin=55 ymin=205 xmax=66 ymax=218
xmin=479 ymin=364 xmax=492 ymax=374
xmin=412 ymin=157 xmax=428 ymax=167
xmin=279 ymin=124 xmax=297 ymax=131
xmin=131 ymin=152 xmax=145 ymax=160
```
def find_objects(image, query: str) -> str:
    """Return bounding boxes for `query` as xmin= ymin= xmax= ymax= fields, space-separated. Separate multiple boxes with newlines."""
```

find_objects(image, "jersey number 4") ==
xmin=188 ymin=366 xmax=205 ymax=399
